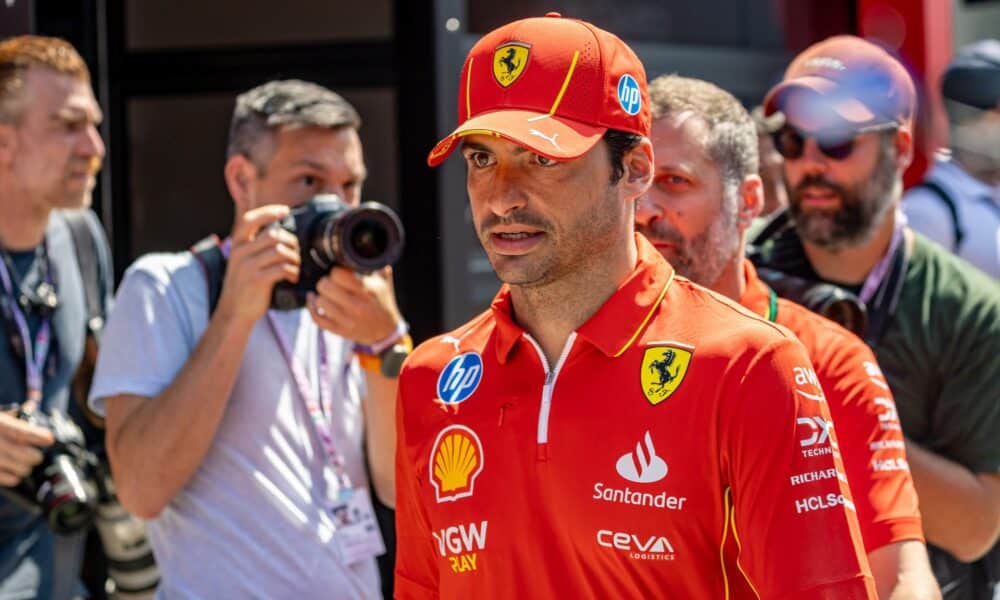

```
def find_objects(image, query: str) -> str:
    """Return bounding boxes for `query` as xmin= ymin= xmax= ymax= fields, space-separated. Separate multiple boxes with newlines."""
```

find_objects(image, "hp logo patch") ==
xmin=617 ymin=74 xmax=642 ymax=116
xmin=436 ymin=352 xmax=484 ymax=407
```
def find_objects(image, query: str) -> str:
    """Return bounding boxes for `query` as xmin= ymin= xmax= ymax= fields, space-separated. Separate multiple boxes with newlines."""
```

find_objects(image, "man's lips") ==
xmin=799 ymin=186 xmax=840 ymax=209
xmin=488 ymin=229 xmax=544 ymax=255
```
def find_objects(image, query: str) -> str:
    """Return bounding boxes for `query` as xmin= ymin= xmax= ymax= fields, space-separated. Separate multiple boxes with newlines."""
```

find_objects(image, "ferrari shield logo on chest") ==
xmin=492 ymin=42 xmax=530 ymax=88
xmin=640 ymin=343 xmax=694 ymax=406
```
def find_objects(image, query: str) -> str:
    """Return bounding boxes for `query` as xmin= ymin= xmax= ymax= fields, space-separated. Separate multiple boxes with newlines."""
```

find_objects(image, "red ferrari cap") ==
xmin=764 ymin=35 xmax=916 ymax=129
xmin=427 ymin=13 xmax=650 ymax=166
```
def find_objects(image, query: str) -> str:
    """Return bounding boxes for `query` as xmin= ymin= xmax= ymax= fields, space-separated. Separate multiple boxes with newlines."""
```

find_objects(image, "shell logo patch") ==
xmin=640 ymin=343 xmax=693 ymax=406
xmin=492 ymin=42 xmax=530 ymax=88
xmin=430 ymin=425 xmax=484 ymax=503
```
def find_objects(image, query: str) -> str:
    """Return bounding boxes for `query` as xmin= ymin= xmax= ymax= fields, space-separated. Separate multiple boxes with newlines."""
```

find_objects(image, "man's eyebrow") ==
xmin=290 ymin=158 xmax=367 ymax=180
xmin=290 ymin=158 xmax=329 ymax=170
xmin=460 ymin=140 xmax=492 ymax=153
xmin=460 ymin=138 xmax=529 ymax=155
xmin=53 ymin=106 xmax=104 ymax=125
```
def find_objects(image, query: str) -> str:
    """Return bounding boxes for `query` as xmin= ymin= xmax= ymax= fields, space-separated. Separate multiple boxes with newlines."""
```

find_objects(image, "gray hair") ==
xmin=648 ymin=75 xmax=758 ymax=204
xmin=227 ymin=79 xmax=361 ymax=168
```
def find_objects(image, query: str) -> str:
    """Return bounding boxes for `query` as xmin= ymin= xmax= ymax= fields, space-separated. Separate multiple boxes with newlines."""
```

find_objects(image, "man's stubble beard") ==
xmin=481 ymin=187 xmax=622 ymax=291
xmin=787 ymin=139 xmax=900 ymax=252
xmin=638 ymin=188 xmax=741 ymax=288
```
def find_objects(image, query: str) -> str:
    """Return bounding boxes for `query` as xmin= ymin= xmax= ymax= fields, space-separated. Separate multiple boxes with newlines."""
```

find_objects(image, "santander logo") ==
xmin=616 ymin=431 xmax=668 ymax=483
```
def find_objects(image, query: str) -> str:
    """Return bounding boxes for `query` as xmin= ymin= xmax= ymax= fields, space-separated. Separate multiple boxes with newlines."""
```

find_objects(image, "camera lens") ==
xmin=350 ymin=218 xmax=390 ymax=260
xmin=330 ymin=202 xmax=404 ymax=272
xmin=42 ymin=454 xmax=98 ymax=534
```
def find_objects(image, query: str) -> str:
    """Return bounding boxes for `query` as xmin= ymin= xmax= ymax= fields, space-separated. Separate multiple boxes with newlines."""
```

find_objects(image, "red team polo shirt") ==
xmin=395 ymin=236 xmax=876 ymax=599
xmin=739 ymin=260 xmax=924 ymax=552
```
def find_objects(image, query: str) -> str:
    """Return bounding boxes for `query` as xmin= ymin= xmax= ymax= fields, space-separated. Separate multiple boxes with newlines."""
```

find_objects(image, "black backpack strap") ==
xmin=189 ymin=235 xmax=226 ymax=317
xmin=62 ymin=210 xmax=105 ymax=337
xmin=60 ymin=209 xmax=109 ymax=429
xmin=912 ymin=180 xmax=965 ymax=251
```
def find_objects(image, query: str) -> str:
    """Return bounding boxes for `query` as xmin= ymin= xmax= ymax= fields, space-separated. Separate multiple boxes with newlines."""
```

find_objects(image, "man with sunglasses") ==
xmin=753 ymin=35 xmax=1000 ymax=599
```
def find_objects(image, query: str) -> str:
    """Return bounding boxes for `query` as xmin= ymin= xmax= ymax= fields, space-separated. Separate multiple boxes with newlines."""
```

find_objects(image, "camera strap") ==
xmin=0 ymin=242 xmax=54 ymax=409
xmin=266 ymin=313 xmax=353 ymax=493
xmin=190 ymin=234 xmax=227 ymax=317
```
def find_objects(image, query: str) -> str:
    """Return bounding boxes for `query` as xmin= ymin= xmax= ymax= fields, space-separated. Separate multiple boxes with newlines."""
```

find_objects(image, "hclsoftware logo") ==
xmin=616 ymin=431 xmax=667 ymax=483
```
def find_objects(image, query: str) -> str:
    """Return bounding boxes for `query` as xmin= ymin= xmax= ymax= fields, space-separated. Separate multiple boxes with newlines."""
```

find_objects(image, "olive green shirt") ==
xmin=878 ymin=233 xmax=1000 ymax=474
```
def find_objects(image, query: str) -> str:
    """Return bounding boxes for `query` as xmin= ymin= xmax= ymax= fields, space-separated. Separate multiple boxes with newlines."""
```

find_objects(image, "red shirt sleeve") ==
xmin=720 ymin=336 xmax=876 ymax=599
xmin=809 ymin=322 xmax=925 ymax=551
xmin=394 ymin=384 xmax=440 ymax=600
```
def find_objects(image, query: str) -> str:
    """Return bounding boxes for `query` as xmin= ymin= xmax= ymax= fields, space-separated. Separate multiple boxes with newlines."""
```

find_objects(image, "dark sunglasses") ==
xmin=772 ymin=122 xmax=897 ymax=161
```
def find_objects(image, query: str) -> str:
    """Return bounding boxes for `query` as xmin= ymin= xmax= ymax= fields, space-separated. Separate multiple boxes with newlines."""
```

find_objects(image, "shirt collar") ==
xmin=739 ymin=259 xmax=772 ymax=319
xmin=490 ymin=234 xmax=675 ymax=364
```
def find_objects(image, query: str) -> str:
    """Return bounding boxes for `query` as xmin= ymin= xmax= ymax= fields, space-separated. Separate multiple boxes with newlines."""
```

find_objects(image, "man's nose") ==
xmin=322 ymin=183 xmax=357 ymax=205
xmin=485 ymin=165 xmax=528 ymax=216
xmin=795 ymin=137 xmax=829 ymax=178
xmin=78 ymin=124 xmax=105 ymax=162
xmin=634 ymin=190 xmax=663 ymax=228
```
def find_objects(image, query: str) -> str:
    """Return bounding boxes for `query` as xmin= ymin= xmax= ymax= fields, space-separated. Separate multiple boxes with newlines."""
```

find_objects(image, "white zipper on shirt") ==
xmin=523 ymin=332 xmax=577 ymax=452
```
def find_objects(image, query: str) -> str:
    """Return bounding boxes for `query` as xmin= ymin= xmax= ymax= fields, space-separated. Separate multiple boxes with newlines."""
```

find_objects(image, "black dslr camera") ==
xmin=270 ymin=195 xmax=405 ymax=310
xmin=2 ymin=407 xmax=99 ymax=534
xmin=1 ymin=408 xmax=161 ymax=595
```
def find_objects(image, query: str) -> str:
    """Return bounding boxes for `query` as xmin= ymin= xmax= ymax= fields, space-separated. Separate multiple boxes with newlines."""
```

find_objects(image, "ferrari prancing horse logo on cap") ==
xmin=641 ymin=343 xmax=694 ymax=406
xmin=493 ymin=42 xmax=530 ymax=88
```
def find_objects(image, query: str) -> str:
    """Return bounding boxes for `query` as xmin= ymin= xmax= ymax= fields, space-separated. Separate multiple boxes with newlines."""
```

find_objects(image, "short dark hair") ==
xmin=227 ymin=79 xmax=361 ymax=169
xmin=604 ymin=129 xmax=643 ymax=185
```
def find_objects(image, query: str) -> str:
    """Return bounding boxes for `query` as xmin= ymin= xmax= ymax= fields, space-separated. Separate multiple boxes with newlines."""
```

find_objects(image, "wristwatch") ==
xmin=357 ymin=335 xmax=413 ymax=378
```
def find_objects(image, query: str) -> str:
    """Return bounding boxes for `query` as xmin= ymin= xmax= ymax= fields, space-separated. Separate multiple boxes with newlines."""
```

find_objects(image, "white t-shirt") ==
xmin=904 ymin=155 xmax=1000 ymax=279
xmin=89 ymin=252 xmax=381 ymax=599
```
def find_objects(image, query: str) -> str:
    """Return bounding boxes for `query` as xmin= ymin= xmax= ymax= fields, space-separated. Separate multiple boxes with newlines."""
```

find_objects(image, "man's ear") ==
xmin=738 ymin=174 xmax=764 ymax=229
xmin=224 ymin=154 xmax=258 ymax=214
xmin=621 ymin=137 xmax=654 ymax=201
xmin=0 ymin=124 xmax=18 ymax=168
xmin=893 ymin=128 xmax=914 ymax=171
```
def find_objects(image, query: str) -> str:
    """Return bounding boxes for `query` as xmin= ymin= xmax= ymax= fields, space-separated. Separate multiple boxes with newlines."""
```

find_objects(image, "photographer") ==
xmin=89 ymin=80 xmax=403 ymax=598
xmin=0 ymin=36 xmax=113 ymax=598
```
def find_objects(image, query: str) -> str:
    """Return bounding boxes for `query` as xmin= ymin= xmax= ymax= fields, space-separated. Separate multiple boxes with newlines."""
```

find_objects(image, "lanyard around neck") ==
xmin=266 ymin=314 xmax=352 ymax=489
xmin=859 ymin=216 xmax=905 ymax=304
xmin=221 ymin=235 xmax=353 ymax=488
xmin=0 ymin=244 xmax=53 ymax=409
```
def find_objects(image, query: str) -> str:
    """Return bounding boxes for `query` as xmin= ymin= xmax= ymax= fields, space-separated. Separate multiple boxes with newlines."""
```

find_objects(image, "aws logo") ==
xmin=429 ymin=425 xmax=484 ymax=503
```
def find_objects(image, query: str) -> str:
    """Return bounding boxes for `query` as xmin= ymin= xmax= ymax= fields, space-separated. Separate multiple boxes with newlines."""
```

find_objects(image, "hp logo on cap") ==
xmin=436 ymin=352 xmax=484 ymax=407
xmin=617 ymin=74 xmax=642 ymax=116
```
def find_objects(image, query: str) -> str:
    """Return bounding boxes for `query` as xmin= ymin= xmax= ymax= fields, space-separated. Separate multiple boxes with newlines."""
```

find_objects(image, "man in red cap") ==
xmin=636 ymin=73 xmax=940 ymax=599
xmin=753 ymin=36 xmax=1000 ymax=599
xmin=395 ymin=15 xmax=876 ymax=598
